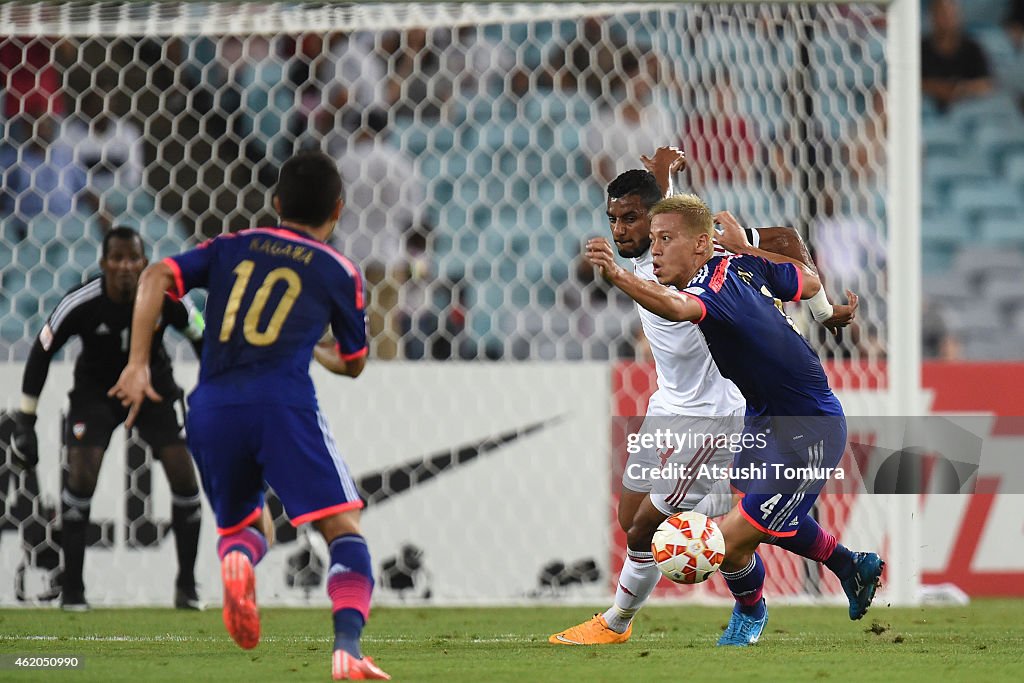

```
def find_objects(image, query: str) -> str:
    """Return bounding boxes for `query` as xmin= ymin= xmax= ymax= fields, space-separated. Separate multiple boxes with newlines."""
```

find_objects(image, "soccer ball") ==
xmin=651 ymin=511 xmax=726 ymax=584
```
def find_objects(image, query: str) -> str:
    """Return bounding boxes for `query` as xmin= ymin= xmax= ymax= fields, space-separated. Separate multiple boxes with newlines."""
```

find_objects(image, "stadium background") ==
xmin=1 ymin=0 xmax=1023 ymax=610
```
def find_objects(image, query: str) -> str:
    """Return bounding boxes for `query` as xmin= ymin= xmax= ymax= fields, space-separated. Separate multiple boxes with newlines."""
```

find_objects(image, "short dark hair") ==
xmin=274 ymin=151 xmax=344 ymax=227
xmin=607 ymin=169 xmax=662 ymax=209
xmin=102 ymin=226 xmax=144 ymax=258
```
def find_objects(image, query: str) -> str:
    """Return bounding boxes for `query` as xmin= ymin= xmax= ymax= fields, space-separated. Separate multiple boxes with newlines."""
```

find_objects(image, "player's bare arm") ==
xmin=714 ymin=211 xmax=822 ymax=299
xmin=638 ymin=149 xmax=854 ymax=331
xmin=747 ymin=227 xmax=815 ymax=273
xmin=720 ymin=221 xmax=858 ymax=333
xmin=107 ymin=261 xmax=174 ymax=427
xmin=585 ymin=237 xmax=702 ymax=323
xmin=313 ymin=327 xmax=367 ymax=377
xmin=641 ymin=146 xmax=686 ymax=197
xmin=313 ymin=342 xmax=366 ymax=378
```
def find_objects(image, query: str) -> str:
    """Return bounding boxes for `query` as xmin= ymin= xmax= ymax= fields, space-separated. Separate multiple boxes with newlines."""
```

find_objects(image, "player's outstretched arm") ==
xmin=108 ymin=262 xmax=172 ymax=427
xmin=13 ymin=294 xmax=82 ymax=469
xmin=641 ymin=146 xmax=687 ymax=198
xmin=748 ymin=227 xmax=857 ymax=334
xmin=749 ymin=227 xmax=816 ymax=274
xmin=585 ymin=237 xmax=703 ymax=323
xmin=713 ymin=211 xmax=822 ymax=300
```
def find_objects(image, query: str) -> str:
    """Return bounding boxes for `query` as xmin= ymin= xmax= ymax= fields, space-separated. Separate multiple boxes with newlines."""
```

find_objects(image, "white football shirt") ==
xmin=629 ymin=229 xmax=761 ymax=416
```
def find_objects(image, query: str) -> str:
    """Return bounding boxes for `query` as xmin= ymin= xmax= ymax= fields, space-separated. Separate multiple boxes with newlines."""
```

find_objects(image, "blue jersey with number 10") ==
xmin=164 ymin=226 xmax=367 ymax=410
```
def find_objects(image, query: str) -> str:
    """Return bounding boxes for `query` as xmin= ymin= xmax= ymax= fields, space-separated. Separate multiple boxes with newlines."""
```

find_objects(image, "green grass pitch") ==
xmin=1 ymin=601 xmax=1022 ymax=682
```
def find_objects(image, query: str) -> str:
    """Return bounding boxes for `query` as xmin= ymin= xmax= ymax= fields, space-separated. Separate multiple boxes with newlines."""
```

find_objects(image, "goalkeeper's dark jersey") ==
xmin=22 ymin=275 xmax=204 ymax=398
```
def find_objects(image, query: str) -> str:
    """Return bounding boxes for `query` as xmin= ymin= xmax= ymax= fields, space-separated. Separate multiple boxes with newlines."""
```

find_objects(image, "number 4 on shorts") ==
xmin=760 ymin=493 xmax=782 ymax=519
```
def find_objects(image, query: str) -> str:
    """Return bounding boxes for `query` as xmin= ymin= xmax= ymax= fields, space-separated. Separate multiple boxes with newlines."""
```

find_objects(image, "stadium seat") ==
xmin=922 ymin=211 xmax=973 ymax=245
xmin=979 ymin=216 xmax=1024 ymax=246
xmin=947 ymin=303 xmax=1002 ymax=340
xmin=1005 ymin=152 xmax=1024 ymax=188
xmin=922 ymin=243 xmax=955 ymax=275
xmin=921 ymin=182 xmax=942 ymax=215
xmin=0 ymin=308 xmax=28 ymax=344
xmin=950 ymin=182 xmax=1024 ymax=223
xmin=123 ymin=191 xmax=157 ymax=219
xmin=961 ymin=1 xmax=1015 ymax=30
xmin=1 ymin=263 xmax=27 ymax=297
xmin=948 ymin=93 xmax=1021 ymax=135
xmin=922 ymin=118 xmax=963 ymax=158
xmin=55 ymin=212 xmax=96 ymax=242
xmin=0 ymin=239 xmax=13 ymax=272
xmin=923 ymin=274 xmax=973 ymax=309
xmin=963 ymin=336 xmax=1020 ymax=360
xmin=977 ymin=25 xmax=1024 ymax=94
xmin=953 ymin=245 xmax=1024 ymax=287
xmin=11 ymin=240 xmax=42 ymax=272
xmin=921 ymin=96 xmax=941 ymax=122
xmin=974 ymin=122 xmax=1024 ymax=169
xmin=923 ymin=155 xmax=993 ymax=192
xmin=395 ymin=118 xmax=432 ymax=157
xmin=236 ymin=59 xmax=291 ymax=162
xmin=982 ymin=273 xmax=1024 ymax=315
xmin=25 ymin=216 xmax=59 ymax=243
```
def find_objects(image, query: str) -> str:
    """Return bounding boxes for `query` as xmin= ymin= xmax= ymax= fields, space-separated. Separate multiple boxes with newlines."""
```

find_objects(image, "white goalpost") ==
xmin=0 ymin=1 xmax=922 ymax=607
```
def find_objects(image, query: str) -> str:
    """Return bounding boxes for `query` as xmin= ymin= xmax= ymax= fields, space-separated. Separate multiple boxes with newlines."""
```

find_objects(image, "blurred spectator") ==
xmin=546 ymin=17 xmax=627 ymax=102
xmin=927 ymin=311 xmax=963 ymax=362
xmin=66 ymin=87 xmax=144 ymax=217
xmin=1 ymin=36 xmax=72 ymax=120
xmin=922 ymin=298 xmax=963 ymax=360
xmin=508 ymin=258 xmax=639 ymax=361
xmin=1008 ymin=0 xmax=1024 ymax=48
xmin=843 ymin=86 xmax=887 ymax=192
xmin=682 ymin=70 xmax=757 ymax=189
xmin=0 ymin=115 xmax=86 ymax=226
xmin=921 ymin=0 xmax=995 ymax=112
xmin=810 ymin=184 xmax=886 ymax=359
xmin=330 ymin=109 xmax=427 ymax=269
xmin=398 ymin=258 xmax=475 ymax=361
xmin=444 ymin=26 xmax=517 ymax=102
xmin=582 ymin=54 xmax=676 ymax=186
xmin=391 ymin=227 xmax=476 ymax=361
xmin=329 ymin=109 xmax=429 ymax=359
xmin=330 ymin=31 xmax=389 ymax=111
xmin=1001 ymin=0 xmax=1024 ymax=110
xmin=382 ymin=28 xmax=449 ymax=119
xmin=301 ymin=31 xmax=390 ymax=138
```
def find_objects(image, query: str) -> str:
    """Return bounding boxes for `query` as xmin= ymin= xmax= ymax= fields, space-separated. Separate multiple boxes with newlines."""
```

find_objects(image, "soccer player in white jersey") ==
xmin=550 ymin=148 xmax=857 ymax=645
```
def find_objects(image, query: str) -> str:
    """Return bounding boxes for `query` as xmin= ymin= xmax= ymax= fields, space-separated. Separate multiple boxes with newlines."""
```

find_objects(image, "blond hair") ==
xmin=649 ymin=193 xmax=714 ymax=236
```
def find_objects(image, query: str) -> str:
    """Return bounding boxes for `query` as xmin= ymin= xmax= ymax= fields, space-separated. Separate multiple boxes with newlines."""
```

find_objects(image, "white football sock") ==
xmin=603 ymin=548 xmax=660 ymax=633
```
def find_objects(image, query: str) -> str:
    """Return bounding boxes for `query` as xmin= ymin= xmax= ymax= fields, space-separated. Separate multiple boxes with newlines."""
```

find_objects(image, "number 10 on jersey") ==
xmin=219 ymin=260 xmax=302 ymax=346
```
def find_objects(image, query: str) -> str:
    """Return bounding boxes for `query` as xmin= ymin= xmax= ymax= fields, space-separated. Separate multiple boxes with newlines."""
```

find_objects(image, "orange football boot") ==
xmin=221 ymin=551 xmax=260 ymax=650
xmin=332 ymin=649 xmax=391 ymax=680
xmin=548 ymin=614 xmax=632 ymax=645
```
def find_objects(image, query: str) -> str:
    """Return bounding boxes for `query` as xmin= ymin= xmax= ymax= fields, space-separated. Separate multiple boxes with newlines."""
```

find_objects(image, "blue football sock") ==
xmin=327 ymin=534 xmax=374 ymax=658
xmin=721 ymin=553 xmax=766 ymax=618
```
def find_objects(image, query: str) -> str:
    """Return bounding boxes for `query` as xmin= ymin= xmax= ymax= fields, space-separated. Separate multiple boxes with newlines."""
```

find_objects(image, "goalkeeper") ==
xmin=11 ymin=226 xmax=205 ymax=611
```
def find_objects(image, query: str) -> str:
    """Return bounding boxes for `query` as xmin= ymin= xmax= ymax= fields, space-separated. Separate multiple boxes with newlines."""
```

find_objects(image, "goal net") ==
xmin=0 ymin=1 xmax=919 ymax=607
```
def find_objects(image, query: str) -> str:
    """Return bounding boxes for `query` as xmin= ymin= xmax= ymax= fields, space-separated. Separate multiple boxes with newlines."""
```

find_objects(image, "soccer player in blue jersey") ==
xmin=109 ymin=151 xmax=389 ymax=680
xmin=586 ymin=194 xmax=884 ymax=647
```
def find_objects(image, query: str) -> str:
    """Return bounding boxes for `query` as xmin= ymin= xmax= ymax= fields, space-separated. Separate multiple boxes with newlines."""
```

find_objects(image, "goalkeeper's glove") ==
xmin=11 ymin=411 xmax=38 ymax=470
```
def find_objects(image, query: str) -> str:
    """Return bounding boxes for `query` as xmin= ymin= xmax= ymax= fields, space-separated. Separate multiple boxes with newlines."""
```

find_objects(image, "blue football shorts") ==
xmin=731 ymin=416 xmax=847 ymax=537
xmin=186 ymin=403 xmax=363 ymax=535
